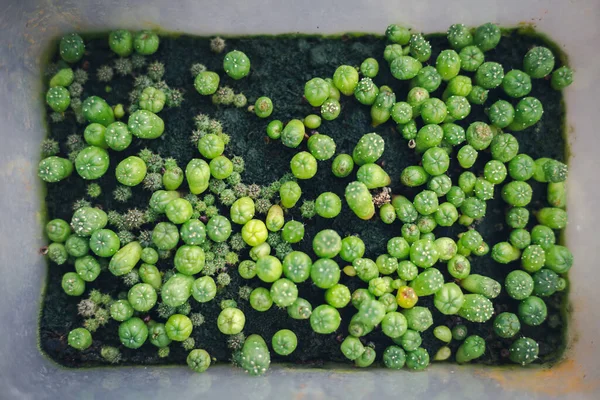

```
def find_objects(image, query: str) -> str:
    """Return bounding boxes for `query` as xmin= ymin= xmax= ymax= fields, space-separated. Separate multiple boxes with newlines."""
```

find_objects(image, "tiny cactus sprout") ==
xmin=190 ymin=63 xmax=207 ymax=77
xmin=41 ymin=138 xmax=60 ymax=157
xmin=101 ymin=346 xmax=122 ymax=363
xmin=210 ymin=37 xmax=226 ymax=53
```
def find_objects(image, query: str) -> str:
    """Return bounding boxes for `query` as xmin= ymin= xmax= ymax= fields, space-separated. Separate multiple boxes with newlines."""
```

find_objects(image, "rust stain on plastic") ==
xmin=475 ymin=359 xmax=599 ymax=395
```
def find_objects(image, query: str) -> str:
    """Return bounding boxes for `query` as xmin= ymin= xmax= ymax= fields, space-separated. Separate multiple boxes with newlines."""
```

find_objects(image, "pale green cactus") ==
xmin=345 ymin=181 xmax=375 ymax=220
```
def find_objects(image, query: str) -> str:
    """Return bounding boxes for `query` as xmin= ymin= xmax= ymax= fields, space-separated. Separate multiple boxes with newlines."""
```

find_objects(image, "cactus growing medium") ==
xmin=40 ymin=27 xmax=570 ymax=374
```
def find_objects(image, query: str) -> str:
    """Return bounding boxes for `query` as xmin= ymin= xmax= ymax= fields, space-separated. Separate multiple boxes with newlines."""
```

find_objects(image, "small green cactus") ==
xmin=509 ymin=337 xmax=539 ymax=365
xmin=345 ymin=181 xmax=375 ymax=220
xmin=457 ymin=294 xmax=494 ymax=322
xmin=239 ymin=334 xmax=271 ymax=376
xmin=352 ymin=133 xmax=385 ymax=166
xmin=456 ymin=335 xmax=486 ymax=363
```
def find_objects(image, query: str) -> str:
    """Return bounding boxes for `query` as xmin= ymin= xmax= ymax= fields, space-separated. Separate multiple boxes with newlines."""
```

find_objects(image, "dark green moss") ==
xmin=40 ymin=30 xmax=568 ymax=368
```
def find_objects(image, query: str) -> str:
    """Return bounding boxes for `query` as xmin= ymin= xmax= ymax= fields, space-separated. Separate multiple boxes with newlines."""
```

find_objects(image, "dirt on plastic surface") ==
xmin=39 ymin=29 xmax=568 ymax=368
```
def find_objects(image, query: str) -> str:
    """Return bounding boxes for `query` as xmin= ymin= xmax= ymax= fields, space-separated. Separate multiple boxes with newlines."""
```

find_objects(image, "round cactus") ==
xmin=75 ymin=146 xmax=110 ymax=180
xmin=60 ymin=33 xmax=85 ymax=63
xmin=509 ymin=337 xmax=539 ymax=365
xmin=434 ymin=282 xmax=465 ymax=315
xmin=456 ymin=335 xmax=485 ymax=364
xmin=128 ymin=110 xmax=164 ymax=139
xmin=108 ymin=241 xmax=142 ymax=276
xmin=493 ymin=312 xmax=521 ymax=338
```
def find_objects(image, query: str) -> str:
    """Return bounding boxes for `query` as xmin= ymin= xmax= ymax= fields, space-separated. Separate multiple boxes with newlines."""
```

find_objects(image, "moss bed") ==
xmin=40 ymin=29 xmax=568 ymax=368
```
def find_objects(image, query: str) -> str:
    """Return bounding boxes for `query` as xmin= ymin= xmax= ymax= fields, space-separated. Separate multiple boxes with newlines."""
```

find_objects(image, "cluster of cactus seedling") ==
xmin=211 ymin=86 xmax=247 ymax=108
xmin=45 ymin=64 xmax=88 ymax=124
xmin=41 ymin=25 xmax=574 ymax=376
xmin=189 ymin=113 xmax=224 ymax=143
xmin=77 ymin=291 xmax=113 ymax=333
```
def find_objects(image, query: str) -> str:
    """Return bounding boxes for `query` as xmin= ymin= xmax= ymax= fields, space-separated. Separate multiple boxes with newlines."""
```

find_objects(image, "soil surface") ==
xmin=40 ymin=29 xmax=568 ymax=368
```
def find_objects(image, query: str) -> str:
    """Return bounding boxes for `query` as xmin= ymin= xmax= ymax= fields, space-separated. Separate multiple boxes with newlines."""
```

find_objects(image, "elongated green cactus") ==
xmin=345 ymin=181 xmax=375 ymax=220
xmin=186 ymin=159 xmax=211 ymax=195
xmin=239 ymin=334 xmax=271 ymax=376
xmin=356 ymin=163 xmax=391 ymax=189
xmin=38 ymin=156 xmax=73 ymax=183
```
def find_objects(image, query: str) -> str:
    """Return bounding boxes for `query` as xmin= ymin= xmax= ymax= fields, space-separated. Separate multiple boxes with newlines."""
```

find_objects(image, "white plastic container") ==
xmin=1 ymin=0 xmax=599 ymax=398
